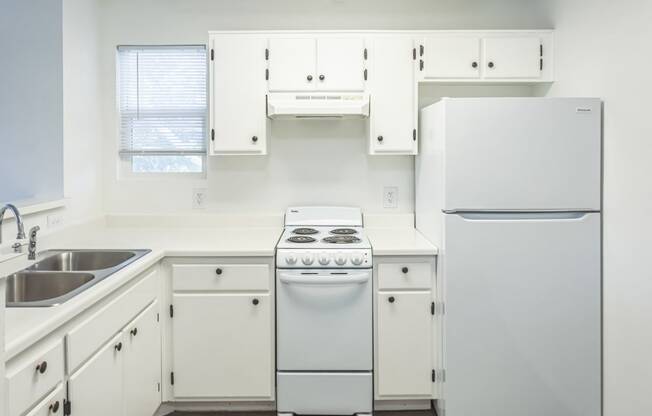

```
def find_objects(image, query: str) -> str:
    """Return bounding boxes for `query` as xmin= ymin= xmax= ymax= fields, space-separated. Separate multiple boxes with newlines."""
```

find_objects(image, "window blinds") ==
xmin=117 ymin=45 xmax=207 ymax=156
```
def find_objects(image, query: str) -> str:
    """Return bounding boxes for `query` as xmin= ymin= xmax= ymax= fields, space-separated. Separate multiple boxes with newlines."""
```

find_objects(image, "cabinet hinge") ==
xmin=431 ymin=301 xmax=435 ymax=315
xmin=211 ymin=129 xmax=215 ymax=142
xmin=364 ymin=68 xmax=368 ymax=81
xmin=540 ymin=44 xmax=543 ymax=57
xmin=363 ymin=48 xmax=368 ymax=60
xmin=265 ymin=68 xmax=269 ymax=81
xmin=265 ymin=48 xmax=269 ymax=60
xmin=412 ymin=48 xmax=416 ymax=60
xmin=419 ymin=59 xmax=424 ymax=71
xmin=63 ymin=399 xmax=71 ymax=416
xmin=171 ymin=372 xmax=175 ymax=385
xmin=413 ymin=128 xmax=417 ymax=141
xmin=432 ymin=369 xmax=436 ymax=382
xmin=157 ymin=382 xmax=161 ymax=392
xmin=210 ymin=49 xmax=214 ymax=61
xmin=156 ymin=313 xmax=160 ymax=322
xmin=420 ymin=44 xmax=424 ymax=57
xmin=540 ymin=58 xmax=543 ymax=71
xmin=169 ymin=304 xmax=174 ymax=318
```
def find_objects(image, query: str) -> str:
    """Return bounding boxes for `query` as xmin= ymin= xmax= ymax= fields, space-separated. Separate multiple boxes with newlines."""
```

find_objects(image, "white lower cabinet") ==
xmin=68 ymin=333 xmax=124 ymax=416
xmin=123 ymin=301 xmax=162 ymax=416
xmin=374 ymin=257 xmax=439 ymax=400
xmin=172 ymin=293 xmax=273 ymax=399
xmin=25 ymin=383 xmax=66 ymax=416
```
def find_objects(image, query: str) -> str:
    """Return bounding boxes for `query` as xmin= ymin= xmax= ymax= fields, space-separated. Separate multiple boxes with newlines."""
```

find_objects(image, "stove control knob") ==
xmin=302 ymin=253 xmax=315 ymax=265
xmin=335 ymin=252 xmax=347 ymax=266
xmin=285 ymin=254 xmax=297 ymax=265
xmin=318 ymin=253 xmax=331 ymax=265
xmin=351 ymin=253 xmax=363 ymax=265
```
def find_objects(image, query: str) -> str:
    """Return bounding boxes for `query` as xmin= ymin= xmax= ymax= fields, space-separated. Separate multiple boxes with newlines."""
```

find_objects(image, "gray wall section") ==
xmin=0 ymin=0 xmax=63 ymax=204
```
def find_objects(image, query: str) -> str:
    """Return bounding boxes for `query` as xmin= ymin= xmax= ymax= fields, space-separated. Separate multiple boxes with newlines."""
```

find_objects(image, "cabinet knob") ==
xmin=471 ymin=61 xmax=478 ymax=68
xmin=252 ymin=136 xmax=258 ymax=143
xmin=307 ymin=74 xmax=313 ymax=81
xmin=115 ymin=342 xmax=123 ymax=352
xmin=36 ymin=361 xmax=48 ymax=374
xmin=130 ymin=327 xmax=138 ymax=337
xmin=402 ymin=267 xmax=409 ymax=274
xmin=488 ymin=61 xmax=495 ymax=68
xmin=215 ymin=268 xmax=223 ymax=275
xmin=49 ymin=401 xmax=60 ymax=414
xmin=252 ymin=298 xmax=260 ymax=305
xmin=388 ymin=296 xmax=395 ymax=303
xmin=319 ymin=74 xmax=325 ymax=81
xmin=377 ymin=136 xmax=383 ymax=142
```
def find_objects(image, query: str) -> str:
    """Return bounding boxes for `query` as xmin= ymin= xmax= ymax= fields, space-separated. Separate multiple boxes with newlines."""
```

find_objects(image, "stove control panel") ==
xmin=277 ymin=249 xmax=372 ymax=269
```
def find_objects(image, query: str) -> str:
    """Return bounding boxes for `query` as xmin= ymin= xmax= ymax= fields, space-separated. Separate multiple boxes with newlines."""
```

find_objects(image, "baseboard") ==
xmin=159 ymin=401 xmax=276 ymax=413
xmin=374 ymin=400 xmax=432 ymax=411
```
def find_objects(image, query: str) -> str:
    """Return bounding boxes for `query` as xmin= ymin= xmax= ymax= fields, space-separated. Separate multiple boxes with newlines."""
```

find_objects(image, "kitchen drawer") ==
xmin=7 ymin=340 xmax=64 ymax=416
xmin=67 ymin=269 xmax=158 ymax=373
xmin=24 ymin=383 xmax=66 ymax=416
xmin=172 ymin=263 xmax=270 ymax=291
xmin=378 ymin=262 xmax=432 ymax=290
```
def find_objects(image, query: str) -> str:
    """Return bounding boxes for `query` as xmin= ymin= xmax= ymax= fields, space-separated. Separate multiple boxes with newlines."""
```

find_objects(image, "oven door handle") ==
xmin=279 ymin=273 xmax=370 ymax=285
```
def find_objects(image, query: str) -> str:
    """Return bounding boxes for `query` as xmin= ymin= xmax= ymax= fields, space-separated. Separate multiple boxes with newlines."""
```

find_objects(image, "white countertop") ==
xmin=366 ymin=227 xmax=438 ymax=256
xmin=2 ymin=215 xmax=437 ymax=359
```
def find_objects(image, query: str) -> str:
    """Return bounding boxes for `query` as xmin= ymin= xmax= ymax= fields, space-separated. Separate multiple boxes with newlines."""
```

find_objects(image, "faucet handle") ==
xmin=29 ymin=225 xmax=40 ymax=239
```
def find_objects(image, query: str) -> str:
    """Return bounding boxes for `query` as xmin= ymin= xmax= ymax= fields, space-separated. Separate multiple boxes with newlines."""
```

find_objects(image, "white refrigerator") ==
xmin=416 ymin=97 xmax=601 ymax=416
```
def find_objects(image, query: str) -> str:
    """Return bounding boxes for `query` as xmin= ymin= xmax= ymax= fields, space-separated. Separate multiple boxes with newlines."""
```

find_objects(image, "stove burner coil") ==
xmin=330 ymin=228 xmax=358 ymax=235
xmin=292 ymin=228 xmax=319 ymax=235
xmin=287 ymin=235 xmax=317 ymax=243
xmin=322 ymin=235 xmax=362 ymax=244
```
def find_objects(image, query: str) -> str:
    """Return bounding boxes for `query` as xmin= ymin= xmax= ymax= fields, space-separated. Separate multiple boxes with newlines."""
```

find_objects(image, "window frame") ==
xmin=115 ymin=44 xmax=209 ymax=178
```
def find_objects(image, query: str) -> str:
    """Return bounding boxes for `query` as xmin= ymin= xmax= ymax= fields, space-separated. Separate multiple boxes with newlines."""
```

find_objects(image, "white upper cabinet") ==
xmin=419 ymin=31 xmax=552 ymax=82
xmin=483 ymin=36 xmax=542 ymax=79
xmin=421 ymin=35 xmax=481 ymax=79
xmin=268 ymin=38 xmax=317 ymax=91
xmin=316 ymin=37 xmax=366 ymax=91
xmin=210 ymin=35 xmax=268 ymax=155
xmin=368 ymin=36 xmax=417 ymax=155
xmin=268 ymin=36 xmax=366 ymax=92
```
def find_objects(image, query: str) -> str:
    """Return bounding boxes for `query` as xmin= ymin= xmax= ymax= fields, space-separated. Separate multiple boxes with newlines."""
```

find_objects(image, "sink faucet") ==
xmin=0 ymin=204 xmax=26 ymax=245
xmin=28 ymin=226 xmax=40 ymax=260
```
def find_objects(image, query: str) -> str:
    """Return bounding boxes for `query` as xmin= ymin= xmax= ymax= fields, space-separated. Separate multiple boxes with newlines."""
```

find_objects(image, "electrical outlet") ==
xmin=192 ymin=188 xmax=207 ymax=209
xmin=383 ymin=186 xmax=398 ymax=209
xmin=47 ymin=214 xmax=64 ymax=228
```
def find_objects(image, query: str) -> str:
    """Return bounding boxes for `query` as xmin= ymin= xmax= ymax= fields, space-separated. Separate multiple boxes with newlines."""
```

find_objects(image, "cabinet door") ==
xmin=483 ymin=36 xmax=542 ymax=79
xmin=124 ymin=301 xmax=161 ymax=416
xmin=377 ymin=291 xmax=432 ymax=397
xmin=422 ymin=36 xmax=481 ymax=79
xmin=268 ymin=38 xmax=316 ymax=91
xmin=316 ymin=37 xmax=365 ymax=91
xmin=210 ymin=36 xmax=267 ymax=155
xmin=172 ymin=293 xmax=273 ymax=399
xmin=24 ymin=384 xmax=66 ymax=416
xmin=68 ymin=333 xmax=124 ymax=416
xmin=369 ymin=37 xmax=417 ymax=154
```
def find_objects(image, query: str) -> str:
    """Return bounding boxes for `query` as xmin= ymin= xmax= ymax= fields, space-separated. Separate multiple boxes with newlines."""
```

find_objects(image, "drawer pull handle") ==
xmin=215 ymin=268 xmax=223 ymax=275
xmin=49 ymin=401 xmax=60 ymax=414
xmin=252 ymin=298 xmax=260 ymax=305
xmin=377 ymin=135 xmax=383 ymax=142
xmin=115 ymin=342 xmax=123 ymax=352
xmin=130 ymin=327 xmax=138 ymax=337
xmin=388 ymin=296 xmax=395 ymax=303
xmin=402 ymin=267 xmax=409 ymax=274
xmin=488 ymin=61 xmax=495 ymax=68
xmin=471 ymin=61 xmax=478 ymax=68
xmin=36 ymin=361 xmax=48 ymax=374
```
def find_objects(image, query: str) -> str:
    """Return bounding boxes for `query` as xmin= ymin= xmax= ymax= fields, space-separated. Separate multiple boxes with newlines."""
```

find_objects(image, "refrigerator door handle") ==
xmin=444 ymin=211 xmax=598 ymax=221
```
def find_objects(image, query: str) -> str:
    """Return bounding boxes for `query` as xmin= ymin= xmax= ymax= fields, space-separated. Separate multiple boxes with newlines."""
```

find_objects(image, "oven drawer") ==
xmin=277 ymin=372 xmax=372 ymax=415
xmin=378 ymin=262 xmax=433 ymax=290
xmin=173 ymin=263 xmax=270 ymax=291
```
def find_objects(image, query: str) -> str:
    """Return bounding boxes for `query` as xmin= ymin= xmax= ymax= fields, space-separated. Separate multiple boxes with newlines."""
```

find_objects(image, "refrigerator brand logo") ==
xmin=576 ymin=107 xmax=592 ymax=113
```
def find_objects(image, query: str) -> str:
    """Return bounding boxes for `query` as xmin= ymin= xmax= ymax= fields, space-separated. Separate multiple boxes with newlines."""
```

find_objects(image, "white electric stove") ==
xmin=276 ymin=207 xmax=373 ymax=416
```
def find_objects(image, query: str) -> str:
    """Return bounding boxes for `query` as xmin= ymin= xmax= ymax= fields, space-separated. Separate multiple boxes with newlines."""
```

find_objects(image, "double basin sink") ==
xmin=5 ymin=249 xmax=150 ymax=307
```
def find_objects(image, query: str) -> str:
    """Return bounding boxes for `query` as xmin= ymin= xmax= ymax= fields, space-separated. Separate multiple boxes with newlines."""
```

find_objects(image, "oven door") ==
xmin=276 ymin=268 xmax=373 ymax=371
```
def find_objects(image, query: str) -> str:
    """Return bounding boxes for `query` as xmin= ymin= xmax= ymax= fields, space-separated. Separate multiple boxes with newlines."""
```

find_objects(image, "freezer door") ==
xmin=442 ymin=212 xmax=601 ymax=416
xmin=442 ymin=97 xmax=601 ymax=211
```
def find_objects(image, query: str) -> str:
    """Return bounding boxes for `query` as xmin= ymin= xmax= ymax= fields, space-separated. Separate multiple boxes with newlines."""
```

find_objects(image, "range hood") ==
xmin=267 ymin=93 xmax=370 ymax=119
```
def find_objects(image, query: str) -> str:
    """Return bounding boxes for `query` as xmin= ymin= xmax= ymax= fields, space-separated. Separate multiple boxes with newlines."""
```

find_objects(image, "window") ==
xmin=117 ymin=45 xmax=207 ymax=174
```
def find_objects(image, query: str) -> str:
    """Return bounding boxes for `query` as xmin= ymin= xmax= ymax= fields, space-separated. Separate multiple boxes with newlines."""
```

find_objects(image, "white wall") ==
xmin=0 ymin=0 xmax=104 ymax=249
xmin=543 ymin=1 xmax=652 ymax=414
xmin=98 ymin=0 xmax=552 ymax=215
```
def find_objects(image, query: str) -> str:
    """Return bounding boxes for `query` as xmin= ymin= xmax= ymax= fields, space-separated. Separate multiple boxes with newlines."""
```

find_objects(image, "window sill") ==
xmin=0 ymin=198 xmax=66 ymax=219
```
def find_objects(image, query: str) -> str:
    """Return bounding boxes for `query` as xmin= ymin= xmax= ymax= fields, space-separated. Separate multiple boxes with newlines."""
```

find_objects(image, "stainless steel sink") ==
xmin=6 ymin=272 xmax=95 ymax=305
xmin=28 ymin=250 xmax=137 ymax=271
xmin=6 ymin=249 xmax=150 ymax=307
